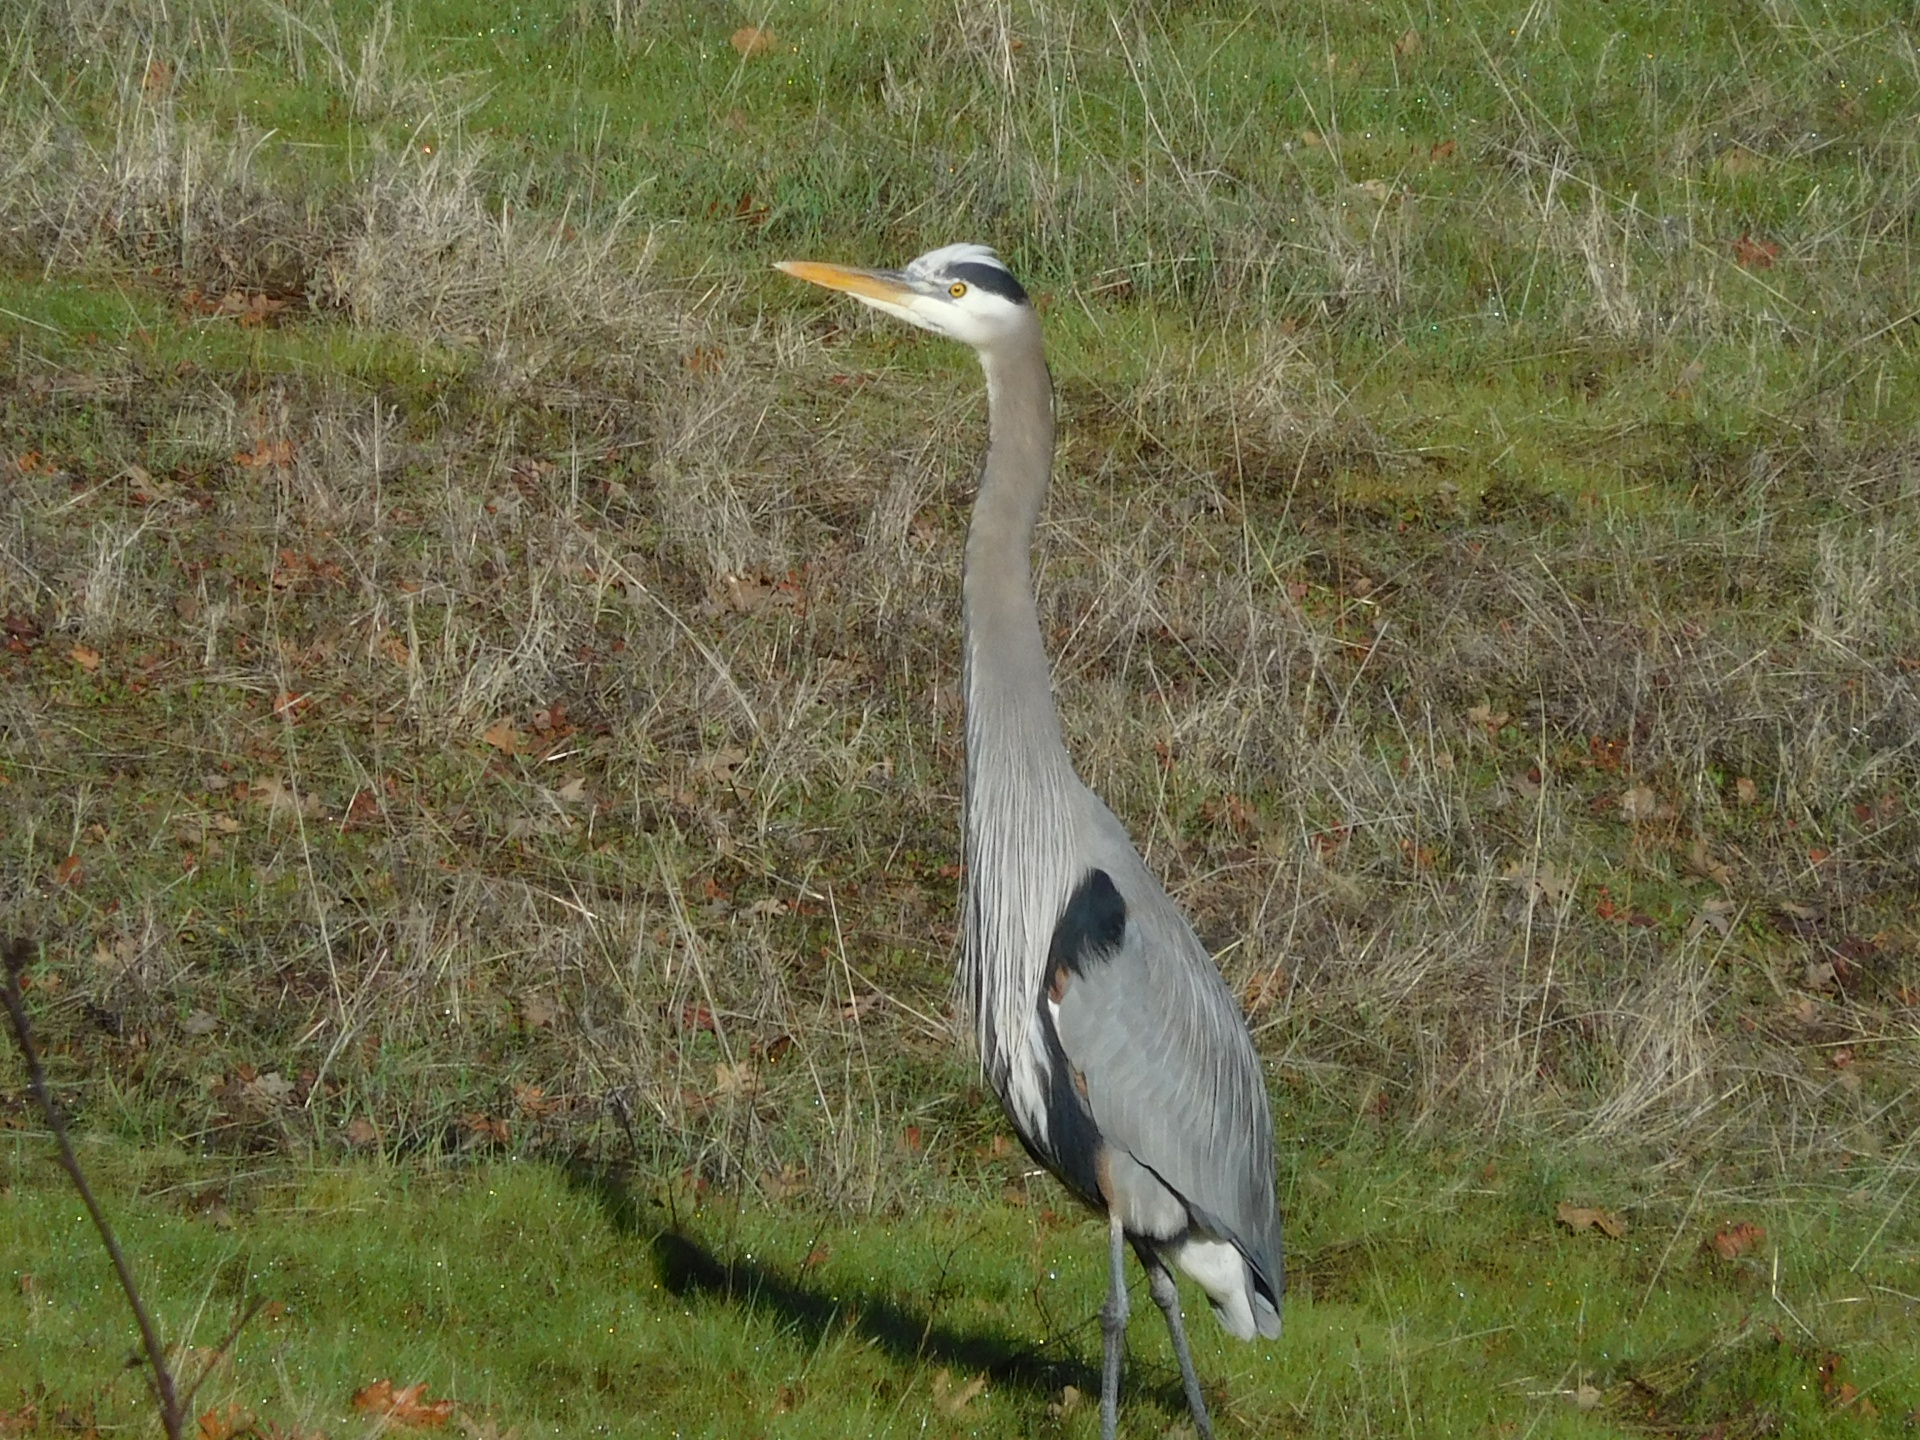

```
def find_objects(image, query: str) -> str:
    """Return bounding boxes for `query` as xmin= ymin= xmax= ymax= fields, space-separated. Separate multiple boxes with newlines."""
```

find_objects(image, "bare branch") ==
xmin=1 ymin=937 xmax=185 ymax=1440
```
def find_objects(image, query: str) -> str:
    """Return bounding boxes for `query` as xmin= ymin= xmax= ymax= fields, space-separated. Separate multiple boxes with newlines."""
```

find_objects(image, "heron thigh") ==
xmin=1103 ymin=1148 xmax=1186 ymax=1240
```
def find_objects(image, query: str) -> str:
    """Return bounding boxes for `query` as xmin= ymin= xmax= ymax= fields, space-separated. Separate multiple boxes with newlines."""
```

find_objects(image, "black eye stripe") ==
xmin=947 ymin=262 xmax=1029 ymax=305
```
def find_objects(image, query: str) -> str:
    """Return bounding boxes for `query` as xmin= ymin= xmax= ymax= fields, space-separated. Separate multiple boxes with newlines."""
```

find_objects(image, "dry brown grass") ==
xmin=2 ymin=20 xmax=1917 ymax=1229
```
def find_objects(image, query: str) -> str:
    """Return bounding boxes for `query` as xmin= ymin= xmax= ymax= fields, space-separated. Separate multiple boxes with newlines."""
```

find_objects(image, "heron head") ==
xmin=776 ymin=243 xmax=1035 ymax=350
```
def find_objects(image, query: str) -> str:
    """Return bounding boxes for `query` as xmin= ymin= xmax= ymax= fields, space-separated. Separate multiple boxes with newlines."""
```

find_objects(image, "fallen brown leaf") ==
xmin=1708 ymin=1221 xmax=1765 ymax=1259
xmin=248 ymin=776 xmax=321 ymax=820
xmin=842 ymin=992 xmax=883 ymax=1021
xmin=232 ymin=439 xmax=295 ymax=469
xmin=481 ymin=720 xmax=524 ymax=754
xmin=197 ymin=1403 xmax=252 ymax=1440
xmin=70 ymin=643 xmax=102 ymax=672
xmin=763 ymin=1162 xmax=808 ymax=1199
xmin=1667 ymin=355 xmax=1707 ymax=399
xmin=693 ymin=745 xmax=750 ymax=786
xmin=1556 ymin=1202 xmax=1627 ymax=1239
xmin=513 ymin=1082 xmax=560 ymax=1117
xmin=1688 ymin=897 xmax=1738 ymax=940
xmin=1618 ymin=785 xmax=1671 ymax=822
xmin=350 ymin=1379 xmax=455 ymax=1428
xmin=729 ymin=25 xmax=773 ymax=55
xmin=1686 ymin=834 xmax=1734 ymax=888
xmin=461 ymin=1113 xmax=509 ymax=1145
xmin=933 ymin=1369 xmax=988 ymax=1415
xmin=1733 ymin=232 xmax=1780 ymax=269
xmin=1466 ymin=702 xmax=1509 ymax=736
xmin=1504 ymin=860 xmax=1574 ymax=907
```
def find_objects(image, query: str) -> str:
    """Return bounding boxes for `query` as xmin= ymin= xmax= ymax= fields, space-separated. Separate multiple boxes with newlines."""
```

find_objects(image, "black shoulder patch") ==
xmin=1012 ymin=869 xmax=1126 ymax=1212
xmin=949 ymin=261 xmax=1029 ymax=306
xmin=1048 ymin=869 xmax=1127 ymax=978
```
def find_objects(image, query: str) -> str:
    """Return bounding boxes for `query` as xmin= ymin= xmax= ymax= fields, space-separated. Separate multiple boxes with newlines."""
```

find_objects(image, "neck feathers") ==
xmin=959 ymin=332 xmax=1079 ymax=1094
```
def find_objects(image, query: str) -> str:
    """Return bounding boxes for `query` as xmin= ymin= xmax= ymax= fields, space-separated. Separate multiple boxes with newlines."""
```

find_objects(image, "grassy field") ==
xmin=2 ymin=0 xmax=1918 ymax=1433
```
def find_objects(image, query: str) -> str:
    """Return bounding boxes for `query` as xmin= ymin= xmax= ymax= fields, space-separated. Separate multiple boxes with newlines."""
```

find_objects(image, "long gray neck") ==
xmin=960 ymin=327 xmax=1082 ymax=1095
xmin=962 ymin=339 xmax=1064 ymax=757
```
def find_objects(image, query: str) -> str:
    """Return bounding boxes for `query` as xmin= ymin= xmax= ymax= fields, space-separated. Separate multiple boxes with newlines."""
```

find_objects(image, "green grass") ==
xmin=6 ymin=1137 xmax=1916 ymax=1436
xmin=3 ymin=0 xmax=1919 ymax=1432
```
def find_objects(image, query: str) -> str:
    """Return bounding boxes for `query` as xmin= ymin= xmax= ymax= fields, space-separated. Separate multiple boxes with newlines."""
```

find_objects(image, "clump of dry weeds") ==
xmin=2 ymin=18 xmax=1917 ymax=1217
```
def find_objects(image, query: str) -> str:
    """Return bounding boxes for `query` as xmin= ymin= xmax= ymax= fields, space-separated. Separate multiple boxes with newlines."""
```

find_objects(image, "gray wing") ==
xmin=1046 ymin=846 xmax=1284 ymax=1301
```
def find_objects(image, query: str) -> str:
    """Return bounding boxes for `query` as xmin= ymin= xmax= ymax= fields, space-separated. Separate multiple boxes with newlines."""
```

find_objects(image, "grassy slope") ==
xmin=6 ymin=1138 xmax=1914 ymax=1437
xmin=2 ymin=0 xmax=1918 ymax=1434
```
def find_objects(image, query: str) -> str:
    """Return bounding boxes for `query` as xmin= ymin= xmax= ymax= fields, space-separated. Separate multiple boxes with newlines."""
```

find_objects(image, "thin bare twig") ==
xmin=1 ymin=937 xmax=185 ymax=1440
xmin=182 ymin=1295 xmax=271 ymax=1411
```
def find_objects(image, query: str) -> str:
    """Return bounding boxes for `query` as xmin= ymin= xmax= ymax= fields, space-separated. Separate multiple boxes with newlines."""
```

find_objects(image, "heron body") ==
xmin=778 ymin=244 xmax=1282 ymax=1438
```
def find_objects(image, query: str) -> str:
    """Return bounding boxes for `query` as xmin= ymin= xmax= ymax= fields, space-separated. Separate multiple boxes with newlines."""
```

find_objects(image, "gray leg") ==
xmin=1141 ymin=1253 xmax=1215 ymax=1440
xmin=1100 ymin=1210 xmax=1129 ymax=1440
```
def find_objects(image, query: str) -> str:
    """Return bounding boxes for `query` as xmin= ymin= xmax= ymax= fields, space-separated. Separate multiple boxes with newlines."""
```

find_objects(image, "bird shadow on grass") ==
xmin=564 ymin=1155 xmax=1197 ymax=1415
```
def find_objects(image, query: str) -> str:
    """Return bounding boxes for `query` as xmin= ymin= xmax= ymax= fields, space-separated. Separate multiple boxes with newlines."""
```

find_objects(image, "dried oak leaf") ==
xmin=729 ymin=25 xmax=773 ymax=55
xmin=350 ymin=1379 xmax=454 ymax=1428
xmin=1733 ymin=232 xmax=1780 ymax=268
xmin=197 ymin=1403 xmax=252 ymax=1440
xmin=1707 ymin=1221 xmax=1764 ymax=1259
xmin=513 ymin=1082 xmax=560 ymax=1117
xmin=933 ymin=1370 xmax=988 ymax=1415
xmin=481 ymin=720 xmax=524 ymax=754
xmin=1618 ymin=785 xmax=1672 ymax=822
xmin=233 ymin=439 xmax=295 ymax=469
xmin=693 ymin=745 xmax=750 ymax=786
xmin=1556 ymin=1202 xmax=1627 ymax=1239
xmin=1466 ymin=702 xmax=1509 ymax=736
xmin=343 ymin=1117 xmax=379 ymax=1147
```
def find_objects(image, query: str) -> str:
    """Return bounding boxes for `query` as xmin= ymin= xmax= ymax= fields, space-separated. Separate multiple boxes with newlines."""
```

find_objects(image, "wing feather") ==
xmin=1047 ymin=819 xmax=1284 ymax=1317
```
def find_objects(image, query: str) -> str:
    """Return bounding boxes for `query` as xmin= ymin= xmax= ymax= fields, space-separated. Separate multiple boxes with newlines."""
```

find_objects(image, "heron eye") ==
xmin=949 ymin=281 xmax=968 ymax=298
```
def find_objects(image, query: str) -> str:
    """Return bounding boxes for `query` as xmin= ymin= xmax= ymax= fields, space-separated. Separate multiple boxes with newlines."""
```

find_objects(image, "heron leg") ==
xmin=1137 ymin=1247 xmax=1215 ymax=1440
xmin=1100 ymin=1209 xmax=1128 ymax=1440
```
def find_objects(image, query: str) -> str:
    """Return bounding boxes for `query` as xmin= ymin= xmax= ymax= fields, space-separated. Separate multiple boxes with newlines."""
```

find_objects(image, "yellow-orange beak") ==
xmin=774 ymin=259 xmax=918 ymax=307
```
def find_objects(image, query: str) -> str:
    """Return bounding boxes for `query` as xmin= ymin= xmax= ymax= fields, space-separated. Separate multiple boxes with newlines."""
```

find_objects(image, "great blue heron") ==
xmin=777 ymin=244 xmax=1283 ymax=1439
